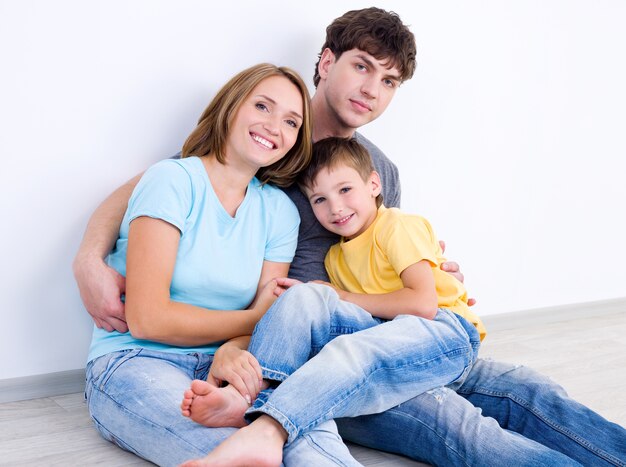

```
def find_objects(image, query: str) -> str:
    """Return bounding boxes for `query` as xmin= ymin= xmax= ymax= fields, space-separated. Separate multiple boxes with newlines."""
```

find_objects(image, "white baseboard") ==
xmin=2 ymin=297 xmax=625 ymax=404
xmin=0 ymin=369 xmax=85 ymax=404
xmin=481 ymin=296 xmax=626 ymax=332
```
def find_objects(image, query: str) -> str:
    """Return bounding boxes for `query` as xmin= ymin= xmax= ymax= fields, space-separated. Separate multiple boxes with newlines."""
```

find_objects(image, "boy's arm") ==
xmin=320 ymin=260 xmax=438 ymax=320
xmin=72 ymin=173 xmax=142 ymax=332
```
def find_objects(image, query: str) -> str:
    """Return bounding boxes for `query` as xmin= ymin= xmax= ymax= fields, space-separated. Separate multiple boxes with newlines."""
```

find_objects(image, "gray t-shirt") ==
xmin=284 ymin=132 xmax=401 ymax=282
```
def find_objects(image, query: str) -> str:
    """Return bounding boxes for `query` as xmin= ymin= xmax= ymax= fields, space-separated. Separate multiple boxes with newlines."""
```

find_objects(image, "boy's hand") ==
xmin=439 ymin=240 xmax=477 ymax=306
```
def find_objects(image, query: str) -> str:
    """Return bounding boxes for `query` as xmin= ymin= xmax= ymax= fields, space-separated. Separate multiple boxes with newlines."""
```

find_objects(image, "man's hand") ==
xmin=439 ymin=240 xmax=476 ymax=306
xmin=207 ymin=344 xmax=263 ymax=404
xmin=73 ymin=255 xmax=127 ymax=332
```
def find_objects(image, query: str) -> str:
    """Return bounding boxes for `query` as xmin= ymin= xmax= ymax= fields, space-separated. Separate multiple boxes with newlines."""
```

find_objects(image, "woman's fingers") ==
xmin=213 ymin=352 xmax=263 ymax=403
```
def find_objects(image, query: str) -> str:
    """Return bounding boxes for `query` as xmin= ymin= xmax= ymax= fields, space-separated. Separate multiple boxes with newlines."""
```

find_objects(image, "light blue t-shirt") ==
xmin=87 ymin=156 xmax=300 ymax=362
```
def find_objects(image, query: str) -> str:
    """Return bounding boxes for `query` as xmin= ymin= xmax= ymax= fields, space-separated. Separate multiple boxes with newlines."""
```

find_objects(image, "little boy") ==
xmin=302 ymin=136 xmax=486 ymax=338
xmin=181 ymin=137 xmax=485 ymax=438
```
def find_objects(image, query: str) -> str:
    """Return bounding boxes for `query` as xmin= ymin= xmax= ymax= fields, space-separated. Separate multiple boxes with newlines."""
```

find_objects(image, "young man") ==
xmin=75 ymin=7 xmax=626 ymax=466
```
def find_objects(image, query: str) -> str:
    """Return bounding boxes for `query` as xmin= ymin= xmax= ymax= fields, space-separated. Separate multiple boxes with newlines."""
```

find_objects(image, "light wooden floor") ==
xmin=1 ymin=311 xmax=625 ymax=466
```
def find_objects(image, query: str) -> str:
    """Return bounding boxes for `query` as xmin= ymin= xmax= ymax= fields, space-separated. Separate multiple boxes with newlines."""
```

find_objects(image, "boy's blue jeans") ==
xmin=246 ymin=283 xmax=481 ymax=442
xmin=247 ymin=283 xmax=626 ymax=466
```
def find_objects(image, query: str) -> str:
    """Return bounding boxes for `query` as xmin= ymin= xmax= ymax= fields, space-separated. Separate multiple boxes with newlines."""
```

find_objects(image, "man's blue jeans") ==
xmin=246 ymin=283 xmax=480 ymax=442
xmin=85 ymin=348 xmax=362 ymax=466
xmin=336 ymin=358 xmax=626 ymax=466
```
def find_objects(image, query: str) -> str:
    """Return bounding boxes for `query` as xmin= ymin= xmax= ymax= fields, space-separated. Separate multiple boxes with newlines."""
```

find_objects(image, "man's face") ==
xmin=318 ymin=48 xmax=401 ymax=133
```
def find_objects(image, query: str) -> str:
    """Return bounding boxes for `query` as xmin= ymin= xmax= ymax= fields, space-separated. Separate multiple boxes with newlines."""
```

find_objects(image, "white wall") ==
xmin=1 ymin=0 xmax=625 ymax=380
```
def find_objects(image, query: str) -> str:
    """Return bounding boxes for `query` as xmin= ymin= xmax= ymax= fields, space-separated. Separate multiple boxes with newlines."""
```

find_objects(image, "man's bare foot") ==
xmin=179 ymin=415 xmax=287 ymax=467
xmin=180 ymin=380 xmax=248 ymax=428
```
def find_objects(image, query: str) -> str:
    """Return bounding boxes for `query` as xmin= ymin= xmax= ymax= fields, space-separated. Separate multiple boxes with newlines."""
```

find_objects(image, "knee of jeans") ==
xmin=425 ymin=386 xmax=454 ymax=404
xmin=295 ymin=282 xmax=338 ymax=301
xmin=281 ymin=283 xmax=337 ymax=320
xmin=398 ymin=313 xmax=473 ymax=351
xmin=508 ymin=364 xmax=569 ymax=398
xmin=473 ymin=359 xmax=569 ymax=400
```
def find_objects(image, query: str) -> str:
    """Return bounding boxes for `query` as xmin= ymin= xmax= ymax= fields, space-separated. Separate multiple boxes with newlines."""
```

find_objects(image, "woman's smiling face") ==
xmin=225 ymin=75 xmax=304 ymax=171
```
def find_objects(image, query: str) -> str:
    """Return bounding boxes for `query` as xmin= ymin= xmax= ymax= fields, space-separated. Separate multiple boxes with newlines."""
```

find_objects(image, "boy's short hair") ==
xmin=299 ymin=137 xmax=383 ymax=207
xmin=313 ymin=7 xmax=417 ymax=87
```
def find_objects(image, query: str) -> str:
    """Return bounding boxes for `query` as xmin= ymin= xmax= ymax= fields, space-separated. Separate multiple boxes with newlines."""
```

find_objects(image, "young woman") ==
xmin=84 ymin=63 xmax=359 ymax=466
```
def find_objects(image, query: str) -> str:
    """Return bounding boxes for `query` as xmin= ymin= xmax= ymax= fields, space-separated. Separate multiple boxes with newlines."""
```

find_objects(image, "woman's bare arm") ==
xmin=125 ymin=216 xmax=288 ymax=346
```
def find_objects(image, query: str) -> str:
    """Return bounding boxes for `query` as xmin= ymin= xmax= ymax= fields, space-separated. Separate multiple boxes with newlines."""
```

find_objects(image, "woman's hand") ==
xmin=207 ymin=342 xmax=263 ymax=404
xmin=252 ymin=277 xmax=303 ymax=318
xmin=273 ymin=277 xmax=302 ymax=297
xmin=252 ymin=279 xmax=280 ymax=316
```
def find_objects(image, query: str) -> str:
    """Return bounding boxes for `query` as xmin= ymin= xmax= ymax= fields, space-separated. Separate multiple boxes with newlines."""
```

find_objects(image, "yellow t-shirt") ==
xmin=325 ymin=206 xmax=486 ymax=340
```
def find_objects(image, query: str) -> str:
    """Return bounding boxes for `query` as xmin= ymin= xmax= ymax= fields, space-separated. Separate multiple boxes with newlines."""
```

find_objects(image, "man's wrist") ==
xmin=72 ymin=250 xmax=106 ymax=278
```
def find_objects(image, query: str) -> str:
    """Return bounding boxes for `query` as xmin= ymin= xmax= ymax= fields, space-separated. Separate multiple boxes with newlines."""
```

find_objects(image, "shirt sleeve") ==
xmin=385 ymin=164 xmax=402 ymax=208
xmin=324 ymin=247 xmax=339 ymax=286
xmin=264 ymin=191 xmax=301 ymax=263
xmin=378 ymin=213 xmax=439 ymax=275
xmin=126 ymin=159 xmax=193 ymax=233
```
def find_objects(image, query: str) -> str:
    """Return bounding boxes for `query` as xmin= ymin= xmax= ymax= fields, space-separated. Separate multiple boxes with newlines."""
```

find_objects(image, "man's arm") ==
xmin=72 ymin=173 xmax=142 ymax=332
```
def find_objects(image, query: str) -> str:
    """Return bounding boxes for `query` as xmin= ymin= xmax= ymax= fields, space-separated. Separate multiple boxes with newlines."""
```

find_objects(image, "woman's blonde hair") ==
xmin=182 ymin=63 xmax=312 ymax=187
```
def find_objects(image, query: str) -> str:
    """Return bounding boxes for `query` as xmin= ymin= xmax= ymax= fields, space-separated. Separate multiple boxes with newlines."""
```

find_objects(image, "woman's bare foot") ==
xmin=180 ymin=380 xmax=248 ymax=428
xmin=179 ymin=415 xmax=287 ymax=467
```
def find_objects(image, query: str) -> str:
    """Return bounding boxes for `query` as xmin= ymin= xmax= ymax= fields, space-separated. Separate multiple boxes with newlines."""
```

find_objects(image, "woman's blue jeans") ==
xmin=85 ymin=348 xmax=362 ymax=466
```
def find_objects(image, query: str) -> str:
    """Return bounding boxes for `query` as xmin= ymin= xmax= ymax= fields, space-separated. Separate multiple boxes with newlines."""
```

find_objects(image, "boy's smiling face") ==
xmin=304 ymin=164 xmax=381 ymax=240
